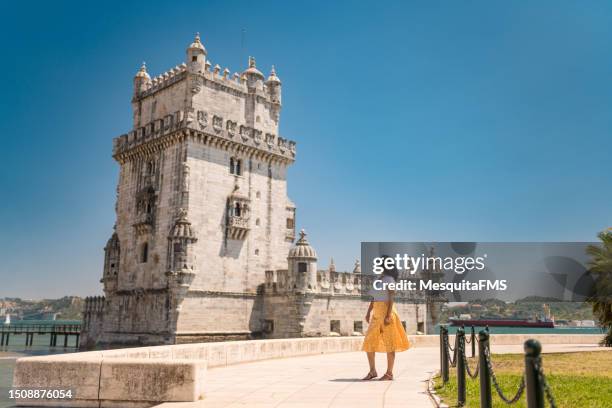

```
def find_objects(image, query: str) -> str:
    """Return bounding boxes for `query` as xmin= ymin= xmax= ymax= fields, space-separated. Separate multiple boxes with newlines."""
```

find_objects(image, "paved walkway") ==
xmin=157 ymin=344 xmax=609 ymax=408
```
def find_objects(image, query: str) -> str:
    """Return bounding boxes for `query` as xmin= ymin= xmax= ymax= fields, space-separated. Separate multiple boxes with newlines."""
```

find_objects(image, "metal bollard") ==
xmin=440 ymin=325 xmax=449 ymax=383
xmin=471 ymin=326 xmax=476 ymax=358
xmin=478 ymin=330 xmax=492 ymax=408
xmin=439 ymin=326 xmax=444 ymax=380
xmin=456 ymin=327 xmax=466 ymax=406
xmin=524 ymin=339 xmax=544 ymax=408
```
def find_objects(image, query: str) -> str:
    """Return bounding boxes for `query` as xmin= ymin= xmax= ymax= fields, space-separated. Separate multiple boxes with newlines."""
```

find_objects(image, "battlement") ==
xmin=134 ymin=61 xmax=258 ymax=101
xmin=264 ymin=268 xmax=364 ymax=296
xmin=112 ymin=110 xmax=296 ymax=163
xmin=83 ymin=296 xmax=105 ymax=313
xmin=131 ymin=34 xmax=283 ymax=138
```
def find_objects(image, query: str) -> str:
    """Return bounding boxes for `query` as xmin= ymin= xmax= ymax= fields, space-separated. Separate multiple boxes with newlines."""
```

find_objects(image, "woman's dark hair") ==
xmin=380 ymin=255 xmax=399 ymax=281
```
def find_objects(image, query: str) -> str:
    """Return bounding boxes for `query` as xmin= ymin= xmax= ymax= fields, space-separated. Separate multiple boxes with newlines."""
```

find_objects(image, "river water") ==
xmin=1 ymin=321 xmax=79 ymax=408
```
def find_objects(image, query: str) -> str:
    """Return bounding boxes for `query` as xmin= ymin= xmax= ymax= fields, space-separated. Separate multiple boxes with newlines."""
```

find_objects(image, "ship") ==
xmin=449 ymin=318 xmax=554 ymax=328
xmin=449 ymin=303 xmax=554 ymax=328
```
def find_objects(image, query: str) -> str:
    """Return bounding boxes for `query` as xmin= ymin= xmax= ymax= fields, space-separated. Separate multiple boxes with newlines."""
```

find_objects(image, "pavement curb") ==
xmin=427 ymin=370 xmax=449 ymax=408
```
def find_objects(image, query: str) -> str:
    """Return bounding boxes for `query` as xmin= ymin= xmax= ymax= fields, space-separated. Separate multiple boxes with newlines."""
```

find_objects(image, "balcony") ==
xmin=227 ymin=216 xmax=249 ymax=240
xmin=133 ymin=213 xmax=154 ymax=235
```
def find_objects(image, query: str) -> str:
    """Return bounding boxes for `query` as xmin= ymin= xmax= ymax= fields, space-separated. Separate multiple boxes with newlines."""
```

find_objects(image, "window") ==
xmin=286 ymin=218 xmax=294 ymax=229
xmin=298 ymin=262 xmax=308 ymax=273
xmin=256 ymin=191 xmax=261 ymax=199
xmin=417 ymin=322 xmax=425 ymax=333
xmin=230 ymin=157 xmax=242 ymax=175
xmin=192 ymin=56 xmax=197 ymax=62
xmin=330 ymin=320 xmax=340 ymax=334
xmin=255 ymin=249 xmax=259 ymax=255
xmin=255 ymin=218 xmax=260 ymax=226
xmin=234 ymin=202 xmax=241 ymax=217
xmin=263 ymin=320 xmax=274 ymax=333
xmin=354 ymin=321 xmax=363 ymax=333
xmin=141 ymin=242 xmax=149 ymax=263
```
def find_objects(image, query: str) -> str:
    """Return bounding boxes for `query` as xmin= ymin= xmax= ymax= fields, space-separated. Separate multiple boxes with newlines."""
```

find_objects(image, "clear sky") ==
xmin=0 ymin=1 xmax=610 ymax=298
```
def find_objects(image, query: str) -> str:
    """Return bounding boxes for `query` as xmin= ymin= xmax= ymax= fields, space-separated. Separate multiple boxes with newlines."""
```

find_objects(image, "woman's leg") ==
xmin=386 ymin=352 xmax=395 ymax=375
xmin=362 ymin=352 xmax=378 ymax=380
xmin=367 ymin=352 xmax=376 ymax=374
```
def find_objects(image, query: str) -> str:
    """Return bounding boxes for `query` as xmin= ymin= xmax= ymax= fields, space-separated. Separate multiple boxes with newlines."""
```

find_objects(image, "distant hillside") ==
xmin=0 ymin=296 xmax=84 ymax=321
xmin=440 ymin=298 xmax=595 ymax=323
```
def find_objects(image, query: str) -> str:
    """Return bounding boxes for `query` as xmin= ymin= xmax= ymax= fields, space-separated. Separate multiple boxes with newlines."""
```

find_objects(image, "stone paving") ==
xmin=155 ymin=344 xmax=609 ymax=408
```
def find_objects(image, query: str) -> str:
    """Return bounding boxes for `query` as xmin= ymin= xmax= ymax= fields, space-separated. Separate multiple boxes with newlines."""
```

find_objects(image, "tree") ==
xmin=587 ymin=230 xmax=612 ymax=346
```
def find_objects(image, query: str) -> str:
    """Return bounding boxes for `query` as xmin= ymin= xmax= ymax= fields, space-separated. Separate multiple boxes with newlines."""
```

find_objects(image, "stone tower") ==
xmin=82 ymin=34 xmax=297 ymax=347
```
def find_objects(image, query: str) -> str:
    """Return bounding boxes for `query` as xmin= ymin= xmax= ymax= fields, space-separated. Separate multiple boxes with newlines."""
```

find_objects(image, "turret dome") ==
xmin=169 ymin=209 xmax=197 ymax=240
xmin=288 ymin=229 xmax=317 ymax=259
xmin=266 ymin=65 xmax=281 ymax=85
xmin=243 ymin=56 xmax=264 ymax=79
xmin=187 ymin=32 xmax=206 ymax=53
xmin=134 ymin=62 xmax=151 ymax=80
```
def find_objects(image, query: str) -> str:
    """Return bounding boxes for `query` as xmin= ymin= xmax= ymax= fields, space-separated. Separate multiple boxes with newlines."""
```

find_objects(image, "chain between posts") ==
xmin=439 ymin=328 xmax=557 ymax=408
xmin=444 ymin=331 xmax=457 ymax=368
xmin=461 ymin=341 xmax=479 ymax=379
xmin=484 ymin=347 xmax=526 ymax=404
xmin=534 ymin=354 xmax=557 ymax=408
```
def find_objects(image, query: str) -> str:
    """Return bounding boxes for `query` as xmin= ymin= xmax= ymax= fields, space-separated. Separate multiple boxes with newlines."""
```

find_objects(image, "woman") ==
xmin=361 ymin=263 xmax=411 ymax=381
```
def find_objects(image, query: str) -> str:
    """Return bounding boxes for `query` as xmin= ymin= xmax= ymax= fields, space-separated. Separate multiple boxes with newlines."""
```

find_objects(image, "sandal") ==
xmin=362 ymin=371 xmax=378 ymax=380
xmin=378 ymin=373 xmax=394 ymax=381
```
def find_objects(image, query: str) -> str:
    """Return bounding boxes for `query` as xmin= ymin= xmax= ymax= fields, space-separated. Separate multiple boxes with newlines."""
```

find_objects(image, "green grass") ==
xmin=433 ymin=351 xmax=612 ymax=408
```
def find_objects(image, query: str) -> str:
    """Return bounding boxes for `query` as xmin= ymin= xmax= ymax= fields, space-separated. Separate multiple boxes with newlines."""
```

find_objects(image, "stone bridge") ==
xmin=12 ymin=334 xmax=604 ymax=408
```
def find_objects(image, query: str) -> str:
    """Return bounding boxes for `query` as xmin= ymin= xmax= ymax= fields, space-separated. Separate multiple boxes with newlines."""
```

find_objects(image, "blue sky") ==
xmin=0 ymin=1 xmax=610 ymax=298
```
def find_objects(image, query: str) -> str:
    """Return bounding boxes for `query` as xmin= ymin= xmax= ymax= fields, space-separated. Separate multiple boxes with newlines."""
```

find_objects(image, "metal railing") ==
xmin=439 ymin=325 xmax=557 ymax=408
xmin=0 ymin=324 xmax=81 ymax=348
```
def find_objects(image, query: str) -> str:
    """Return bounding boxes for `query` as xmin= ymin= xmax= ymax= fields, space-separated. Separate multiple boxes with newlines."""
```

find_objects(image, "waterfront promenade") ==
xmin=154 ymin=343 xmax=608 ymax=408
xmin=10 ymin=334 xmax=607 ymax=408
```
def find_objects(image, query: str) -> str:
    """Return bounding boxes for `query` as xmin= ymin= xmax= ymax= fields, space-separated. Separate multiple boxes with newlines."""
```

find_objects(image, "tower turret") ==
xmin=243 ymin=56 xmax=264 ymax=92
xmin=186 ymin=32 xmax=206 ymax=73
xmin=133 ymin=62 xmax=151 ymax=96
xmin=288 ymin=229 xmax=317 ymax=293
xmin=101 ymin=229 xmax=120 ymax=294
xmin=266 ymin=65 xmax=282 ymax=105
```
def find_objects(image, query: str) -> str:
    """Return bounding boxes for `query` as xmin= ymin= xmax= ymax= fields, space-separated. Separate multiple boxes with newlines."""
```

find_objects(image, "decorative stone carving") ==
xmin=197 ymin=111 xmax=207 ymax=129
xmin=190 ymin=75 xmax=203 ymax=93
xmin=265 ymin=133 xmax=275 ymax=147
xmin=226 ymin=120 xmax=237 ymax=137
xmin=213 ymin=115 xmax=223 ymax=132
xmin=253 ymin=129 xmax=262 ymax=145
xmin=182 ymin=163 xmax=190 ymax=192
xmin=239 ymin=125 xmax=251 ymax=142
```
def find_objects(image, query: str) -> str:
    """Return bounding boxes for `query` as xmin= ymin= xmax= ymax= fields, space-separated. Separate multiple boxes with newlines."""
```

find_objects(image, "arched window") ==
xmin=234 ymin=202 xmax=241 ymax=217
xmin=141 ymin=242 xmax=149 ymax=263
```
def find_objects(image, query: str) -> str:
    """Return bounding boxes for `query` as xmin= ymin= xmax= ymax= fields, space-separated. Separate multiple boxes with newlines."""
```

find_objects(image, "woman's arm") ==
xmin=365 ymin=301 xmax=373 ymax=322
xmin=384 ymin=288 xmax=395 ymax=325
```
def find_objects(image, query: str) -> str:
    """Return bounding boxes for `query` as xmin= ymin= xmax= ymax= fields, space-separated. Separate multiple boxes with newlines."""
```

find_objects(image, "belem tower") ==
xmin=81 ymin=34 xmax=437 ymax=348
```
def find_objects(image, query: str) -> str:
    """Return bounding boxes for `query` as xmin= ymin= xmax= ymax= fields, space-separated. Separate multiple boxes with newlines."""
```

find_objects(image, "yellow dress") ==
xmin=362 ymin=301 xmax=411 ymax=353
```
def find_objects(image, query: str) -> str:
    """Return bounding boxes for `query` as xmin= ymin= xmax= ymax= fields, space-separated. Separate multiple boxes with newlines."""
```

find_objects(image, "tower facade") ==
xmin=82 ymin=34 xmax=296 ymax=347
xmin=82 ymin=34 xmax=429 ymax=348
